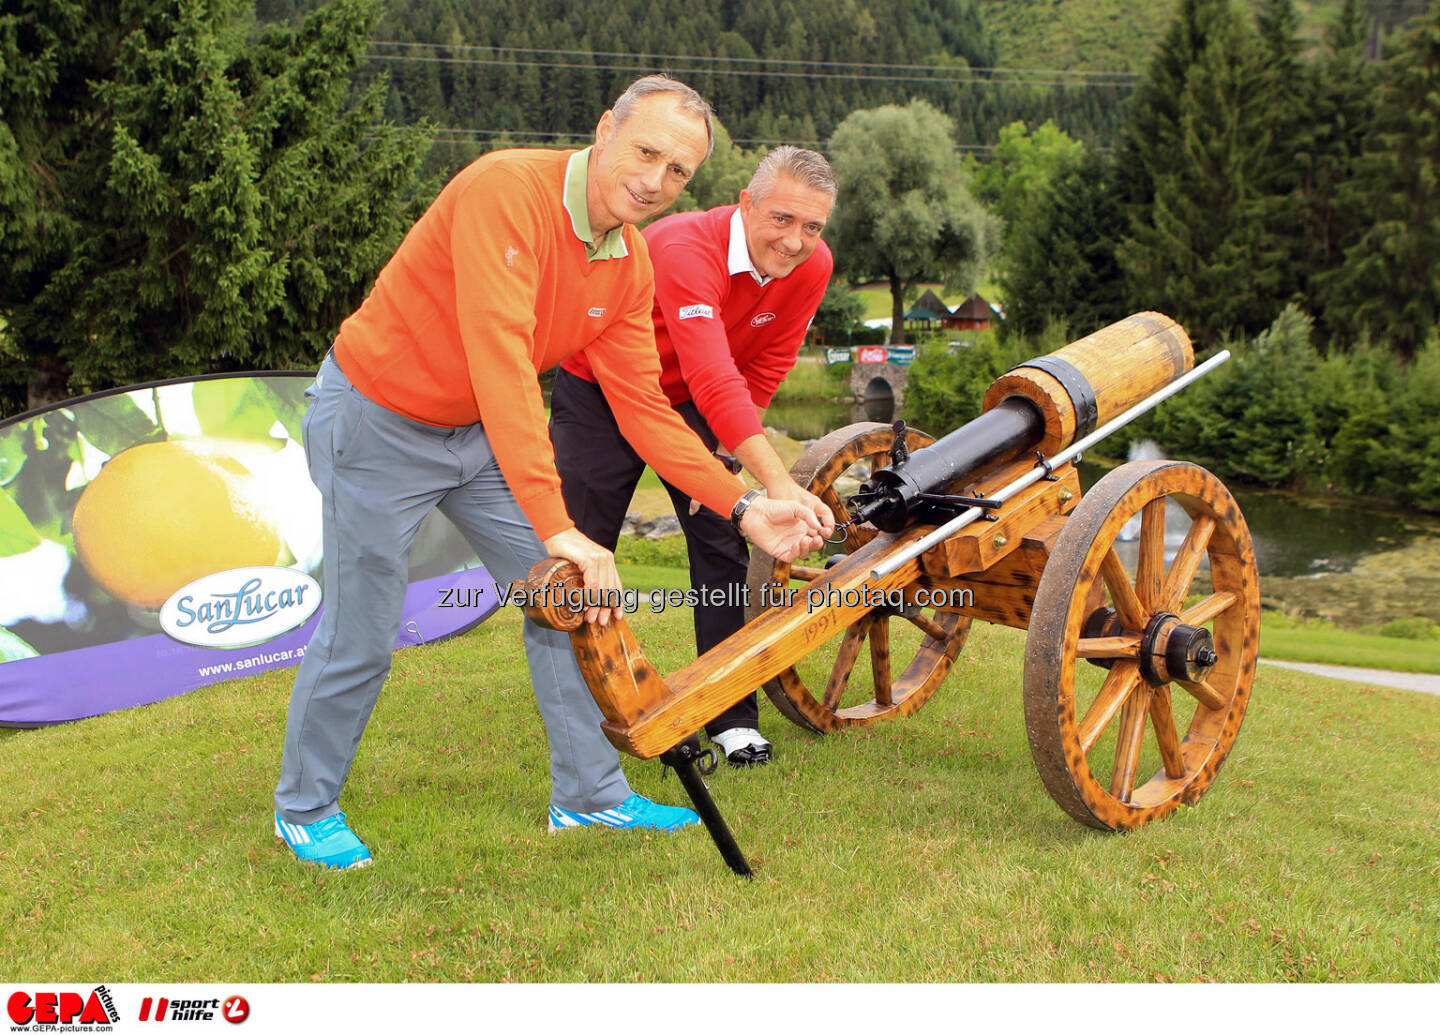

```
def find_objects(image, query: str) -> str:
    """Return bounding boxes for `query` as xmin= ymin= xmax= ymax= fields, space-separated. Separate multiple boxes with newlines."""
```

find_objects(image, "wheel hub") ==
xmin=1139 ymin=611 xmax=1218 ymax=686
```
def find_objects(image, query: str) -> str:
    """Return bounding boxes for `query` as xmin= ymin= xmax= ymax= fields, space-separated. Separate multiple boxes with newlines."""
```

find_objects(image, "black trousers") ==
xmin=549 ymin=368 xmax=758 ymax=736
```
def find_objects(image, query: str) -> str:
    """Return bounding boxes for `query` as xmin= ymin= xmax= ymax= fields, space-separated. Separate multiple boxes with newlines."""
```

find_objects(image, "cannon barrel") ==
xmin=849 ymin=312 xmax=1193 ymax=532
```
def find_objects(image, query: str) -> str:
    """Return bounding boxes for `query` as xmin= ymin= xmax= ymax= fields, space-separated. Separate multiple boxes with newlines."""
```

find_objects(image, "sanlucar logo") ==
xmin=160 ymin=566 xmax=322 ymax=649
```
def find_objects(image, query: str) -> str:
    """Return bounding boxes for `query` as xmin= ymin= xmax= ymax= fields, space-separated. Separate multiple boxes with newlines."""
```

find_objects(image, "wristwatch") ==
xmin=729 ymin=489 xmax=762 ymax=531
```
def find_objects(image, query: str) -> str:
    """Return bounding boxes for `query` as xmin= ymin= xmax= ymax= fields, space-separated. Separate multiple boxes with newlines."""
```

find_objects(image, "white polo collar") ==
xmin=728 ymin=208 xmax=769 ymax=286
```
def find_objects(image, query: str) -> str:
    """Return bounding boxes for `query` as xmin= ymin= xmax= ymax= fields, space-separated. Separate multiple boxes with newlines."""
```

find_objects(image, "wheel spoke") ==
xmin=1176 ymin=676 xmax=1227 ymax=712
xmin=823 ymin=617 xmax=870 ymax=711
xmin=870 ymin=618 xmax=892 ymax=706
xmin=1148 ymin=685 xmax=1187 ymax=779
xmin=787 ymin=565 xmax=827 ymax=582
xmin=905 ymin=610 xmax=951 ymax=641
xmin=1076 ymin=634 xmax=1141 ymax=659
xmin=1180 ymin=590 xmax=1237 ymax=626
xmin=1078 ymin=661 xmax=1142 ymax=753
xmin=1137 ymin=499 xmax=1167 ymax=610
xmin=1111 ymin=684 xmax=1153 ymax=801
xmin=1101 ymin=548 xmax=1147 ymax=630
xmin=1160 ymin=515 xmax=1215 ymax=612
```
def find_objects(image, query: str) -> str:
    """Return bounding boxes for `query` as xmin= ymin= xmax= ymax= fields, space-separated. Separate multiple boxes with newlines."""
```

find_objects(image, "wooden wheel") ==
xmin=745 ymin=422 xmax=972 ymax=734
xmin=1023 ymin=459 xmax=1259 ymax=830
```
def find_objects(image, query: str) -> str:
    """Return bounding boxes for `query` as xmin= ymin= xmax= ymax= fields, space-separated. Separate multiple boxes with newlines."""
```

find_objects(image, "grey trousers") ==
xmin=274 ymin=354 xmax=631 ymax=824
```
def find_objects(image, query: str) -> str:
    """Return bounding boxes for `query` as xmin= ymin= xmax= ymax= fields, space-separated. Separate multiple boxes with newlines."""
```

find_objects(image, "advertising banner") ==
xmin=824 ymin=347 xmax=853 ymax=365
xmin=857 ymin=345 xmax=888 ymax=364
xmin=885 ymin=345 xmax=917 ymax=366
xmin=0 ymin=373 xmax=500 ymax=726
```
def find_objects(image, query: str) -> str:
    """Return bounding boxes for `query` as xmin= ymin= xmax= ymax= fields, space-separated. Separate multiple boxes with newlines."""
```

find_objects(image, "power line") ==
xmin=362 ymin=53 xmax=1136 ymax=90
xmin=368 ymin=39 xmax=1140 ymax=81
xmin=420 ymin=126 xmax=1019 ymax=156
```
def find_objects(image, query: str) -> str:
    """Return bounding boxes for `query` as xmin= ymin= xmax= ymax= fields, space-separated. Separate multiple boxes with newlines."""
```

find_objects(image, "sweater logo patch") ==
xmin=678 ymin=304 xmax=714 ymax=320
xmin=505 ymin=245 xmax=519 ymax=268
xmin=587 ymin=307 xmax=607 ymax=318
xmin=750 ymin=312 xmax=778 ymax=327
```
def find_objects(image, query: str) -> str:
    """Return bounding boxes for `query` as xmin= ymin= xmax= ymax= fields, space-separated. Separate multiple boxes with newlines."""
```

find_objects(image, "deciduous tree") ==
xmin=826 ymin=100 xmax=997 ymax=344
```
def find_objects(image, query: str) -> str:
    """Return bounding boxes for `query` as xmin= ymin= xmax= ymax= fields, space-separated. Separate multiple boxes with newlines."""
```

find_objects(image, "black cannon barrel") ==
xmin=851 ymin=397 xmax=1044 ymax=532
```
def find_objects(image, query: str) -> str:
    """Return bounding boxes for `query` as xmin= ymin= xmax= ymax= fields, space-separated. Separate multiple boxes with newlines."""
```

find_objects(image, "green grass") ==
xmin=2 ymin=607 xmax=1437 ymax=982
xmin=1259 ymin=613 xmax=1440 ymax=675
xmin=767 ymin=354 xmax=851 ymax=400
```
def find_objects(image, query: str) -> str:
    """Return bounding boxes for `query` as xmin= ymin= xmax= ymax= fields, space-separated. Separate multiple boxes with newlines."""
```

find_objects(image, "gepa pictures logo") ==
xmin=7 ymin=987 xmax=119 ymax=1028
xmin=160 ymin=566 xmax=322 ymax=649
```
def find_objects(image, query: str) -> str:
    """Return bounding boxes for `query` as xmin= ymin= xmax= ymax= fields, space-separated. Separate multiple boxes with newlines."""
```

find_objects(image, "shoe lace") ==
xmin=310 ymin=814 xmax=349 ymax=840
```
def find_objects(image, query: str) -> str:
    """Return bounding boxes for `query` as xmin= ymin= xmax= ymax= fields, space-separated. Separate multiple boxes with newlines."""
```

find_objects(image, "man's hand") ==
xmin=542 ymin=527 xmax=623 ymax=626
xmin=738 ymin=496 xmax=829 ymax=563
xmin=764 ymin=479 xmax=835 ymax=532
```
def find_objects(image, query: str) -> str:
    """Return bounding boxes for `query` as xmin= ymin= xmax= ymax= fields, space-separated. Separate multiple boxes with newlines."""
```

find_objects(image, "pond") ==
xmin=762 ymin=398 xmax=1440 ymax=580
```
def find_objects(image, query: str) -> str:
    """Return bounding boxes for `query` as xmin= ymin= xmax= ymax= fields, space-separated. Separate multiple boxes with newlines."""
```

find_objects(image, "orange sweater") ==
xmin=333 ymin=149 xmax=744 ymax=540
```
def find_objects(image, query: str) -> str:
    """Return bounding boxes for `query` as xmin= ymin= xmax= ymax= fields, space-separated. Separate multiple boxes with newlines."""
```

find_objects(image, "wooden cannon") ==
xmin=524 ymin=312 xmax=1259 ymax=869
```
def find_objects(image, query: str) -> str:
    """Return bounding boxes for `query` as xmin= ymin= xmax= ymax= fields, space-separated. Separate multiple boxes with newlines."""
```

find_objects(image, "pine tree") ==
xmin=1296 ymin=0 xmax=1377 ymax=315
xmin=1317 ymin=5 xmax=1440 ymax=357
xmin=1116 ymin=0 xmax=1285 ymax=345
xmin=0 ymin=0 xmax=430 ymax=415
xmin=999 ymin=150 xmax=1129 ymax=340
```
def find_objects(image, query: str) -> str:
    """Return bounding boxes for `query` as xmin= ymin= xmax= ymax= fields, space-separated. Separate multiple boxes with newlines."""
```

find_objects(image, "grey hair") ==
xmin=747 ymin=146 xmax=838 ymax=202
xmin=611 ymin=75 xmax=716 ymax=162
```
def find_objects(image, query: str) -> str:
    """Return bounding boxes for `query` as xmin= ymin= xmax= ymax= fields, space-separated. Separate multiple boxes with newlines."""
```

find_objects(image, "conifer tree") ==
xmin=999 ymin=150 xmax=1128 ymax=340
xmin=1298 ymin=0 xmax=1378 ymax=326
xmin=0 ymin=0 xmax=429 ymax=415
xmin=1116 ymin=0 xmax=1284 ymax=345
xmin=1318 ymin=5 xmax=1440 ymax=357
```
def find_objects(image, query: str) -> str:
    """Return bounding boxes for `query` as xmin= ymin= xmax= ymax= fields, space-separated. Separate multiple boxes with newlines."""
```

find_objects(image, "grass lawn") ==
xmin=1260 ymin=614 xmax=1440 ymax=675
xmin=2 ymin=604 xmax=1436 ymax=983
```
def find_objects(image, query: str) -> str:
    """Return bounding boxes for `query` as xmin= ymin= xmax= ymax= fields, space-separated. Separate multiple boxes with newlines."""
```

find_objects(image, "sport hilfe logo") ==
xmin=160 ymin=566 xmax=322 ymax=649
xmin=7 ymin=987 xmax=120 ymax=1026
xmin=135 ymin=995 xmax=249 ymax=1024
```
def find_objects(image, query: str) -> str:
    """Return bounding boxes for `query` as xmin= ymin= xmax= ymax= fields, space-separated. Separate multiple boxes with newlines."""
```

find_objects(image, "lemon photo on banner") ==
xmin=72 ymin=440 xmax=285 ymax=610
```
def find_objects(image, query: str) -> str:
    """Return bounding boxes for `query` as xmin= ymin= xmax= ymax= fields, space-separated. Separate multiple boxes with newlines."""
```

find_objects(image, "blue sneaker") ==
xmin=274 ymin=811 xmax=372 ymax=869
xmin=548 ymin=793 xmax=699 ymax=834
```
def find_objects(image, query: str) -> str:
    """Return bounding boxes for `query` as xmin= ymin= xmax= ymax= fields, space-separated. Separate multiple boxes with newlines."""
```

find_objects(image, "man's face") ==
xmin=738 ymin=175 xmax=835 ymax=280
xmin=588 ymin=93 xmax=709 ymax=234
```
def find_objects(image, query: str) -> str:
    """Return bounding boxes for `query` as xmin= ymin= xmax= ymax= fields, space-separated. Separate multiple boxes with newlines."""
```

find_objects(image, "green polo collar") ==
xmin=564 ymin=147 xmax=628 ymax=262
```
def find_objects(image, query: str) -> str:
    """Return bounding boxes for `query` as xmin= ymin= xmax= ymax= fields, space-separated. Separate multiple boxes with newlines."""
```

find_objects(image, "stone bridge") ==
xmin=849 ymin=362 xmax=909 ymax=407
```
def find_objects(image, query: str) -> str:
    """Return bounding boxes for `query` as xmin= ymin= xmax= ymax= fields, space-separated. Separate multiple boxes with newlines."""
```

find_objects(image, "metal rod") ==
xmin=871 ymin=350 xmax=1231 ymax=579
xmin=659 ymin=740 xmax=753 ymax=878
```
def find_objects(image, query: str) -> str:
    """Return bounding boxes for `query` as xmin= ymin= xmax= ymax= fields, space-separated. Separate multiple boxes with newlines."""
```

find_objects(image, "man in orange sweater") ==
xmin=273 ymin=76 xmax=830 ymax=869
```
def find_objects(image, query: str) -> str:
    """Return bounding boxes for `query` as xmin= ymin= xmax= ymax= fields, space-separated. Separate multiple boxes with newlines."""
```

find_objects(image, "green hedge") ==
xmin=905 ymin=306 xmax=1440 ymax=512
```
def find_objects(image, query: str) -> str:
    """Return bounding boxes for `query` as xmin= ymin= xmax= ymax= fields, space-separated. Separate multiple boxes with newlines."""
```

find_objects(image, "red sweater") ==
xmin=332 ymin=149 xmax=744 ymax=539
xmin=563 ymin=205 xmax=833 ymax=449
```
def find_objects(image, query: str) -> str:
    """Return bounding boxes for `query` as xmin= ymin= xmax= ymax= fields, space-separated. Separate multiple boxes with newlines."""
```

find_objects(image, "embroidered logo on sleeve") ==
xmin=678 ymin=304 xmax=714 ymax=320
xmin=750 ymin=312 xmax=778 ymax=327
xmin=505 ymin=245 xmax=520 ymax=268
xmin=587 ymin=307 xmax=607 ymax=318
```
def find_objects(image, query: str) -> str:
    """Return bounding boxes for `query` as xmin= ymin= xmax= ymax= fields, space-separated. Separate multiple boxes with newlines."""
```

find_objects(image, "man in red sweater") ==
xmin=273 ymin=77 xmax=829 ymax=869
xmin=552 ymin=147 xmax=837 ymax=767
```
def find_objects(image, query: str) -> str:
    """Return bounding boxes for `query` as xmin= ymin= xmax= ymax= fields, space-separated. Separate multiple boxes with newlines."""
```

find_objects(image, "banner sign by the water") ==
xmin=885 ymin=346 xmax=917 ymax=366
xmin=857 ymin=346 xmax=888 ymax=364
xmin=0 ymin=373 xmax=500 ymax=726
